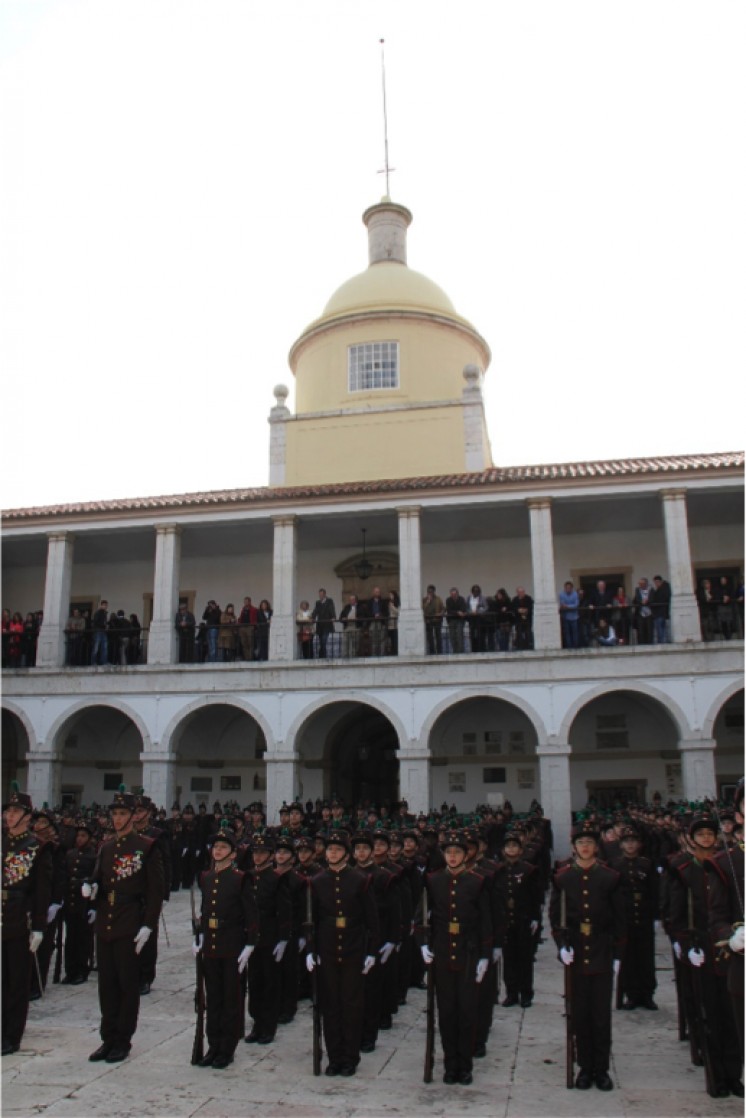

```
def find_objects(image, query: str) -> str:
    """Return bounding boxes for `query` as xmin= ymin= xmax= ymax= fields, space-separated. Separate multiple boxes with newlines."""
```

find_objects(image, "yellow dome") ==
xmin=321 ymin=261 xmax=458 ymax=321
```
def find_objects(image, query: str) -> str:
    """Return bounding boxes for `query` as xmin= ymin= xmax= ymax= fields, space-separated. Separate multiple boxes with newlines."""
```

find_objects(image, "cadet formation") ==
xmin=2 ymin=781 xmax=744 ymax=1100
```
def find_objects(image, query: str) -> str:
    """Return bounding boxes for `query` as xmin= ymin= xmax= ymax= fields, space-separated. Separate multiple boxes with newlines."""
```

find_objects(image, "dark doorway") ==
xmin=328 ymin=708 xmax=399 ymax=808
xmin=586 ymin=780 xmax=647 ymax=810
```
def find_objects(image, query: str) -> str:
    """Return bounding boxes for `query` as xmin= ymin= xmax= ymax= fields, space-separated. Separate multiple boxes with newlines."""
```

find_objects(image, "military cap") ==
xmin=5 ymin=783 xmax=33 ymax=814
xmin=689 ymin=812 xmax=718 ymax=837
xmin=443 ymin=829 xmax=469 ymax=851
xmin=296 ymin=835 xmax=315 ymax=852
xmin=210 ymin=828 xmax=237 ymax=849
xmin=372 ymin=829 xmax=390 ymax=846
xmin=251 ymin=833 xmax=276 ymax=852
xmin=352 ymin=830 xmax=375 ymax=849
xmin=275 ymin=834 xmax=297 ymax=855
xmin=619 ymin=826 xmax=642 ymax=841
xmin=134 ymin=791 xmax=153 ymax=809
xmin=503 ymin=829 xmax=524 ymax=847
xmin=109 ymin=785 xmax=136 ymax=812
xmin=325 ymin=830 xmax=350 ymax=851
xmin=571 ymin=821 xmax=601 ymax=844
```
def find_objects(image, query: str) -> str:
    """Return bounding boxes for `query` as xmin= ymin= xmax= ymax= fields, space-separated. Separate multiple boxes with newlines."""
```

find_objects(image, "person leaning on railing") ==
xmin=66 ymin=608 xmax=86 ymax=666
xmin=296 ymin=601 xmax=314 ymax=659
xmin=558 ymin=582 xmax=580 ymax=649
xmin=422 ymin=585 xmax=444 ymax=655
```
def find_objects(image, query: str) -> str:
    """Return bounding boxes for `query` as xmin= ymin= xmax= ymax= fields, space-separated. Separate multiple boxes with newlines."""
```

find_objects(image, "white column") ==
xmin=537 ymin=744 xmax=572 ymax=861
xmin=270 ymin=515 xmax=297 ymax=662
xmin=679 ymin=738 xmax=717 ymax=801
xmin=148 ymin=525 xmax=181 ymax=665
xmin=268 ymin=385 xmax=291 ymax=486
xmin=527 ymin=499 xmax=561 ymax=650
xmin=141 ymin=751 xmax=177 ymax=811
xmin=36 ymin=532 xmax=75 ymax=667
xmin=26 ymin=749 xmax=61 ymax=809
xmin=397 ymin=506 xmax=425 ymax=655
xmin=265 ymin=750 xmax=299 ymax=823
xmin=398 ymin=746 xmax=431 ymax=814
xmin=660 ymin=489 xmax=701 ymax=643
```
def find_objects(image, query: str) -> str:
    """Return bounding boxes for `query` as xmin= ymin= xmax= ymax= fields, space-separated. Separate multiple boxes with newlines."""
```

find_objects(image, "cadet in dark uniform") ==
xmin=132 ymin=792 xmax=171 ymax=995
xmin=86 ymin=789 xmax=165 ymax=1064
xmin=167 ymin=803 xmax=183 ymax=892
xmin=611 ymin=825 xmax=658 ymax=1009
xmin=421 ymin=829 xmax=492 ymax=1085
xmin=179 ymin=804 xmax=200 ymax=888
xmin=549 ymin=822 xmax=625 ymax=1091
xmin=494 ymin=829 xmax=542 ymax=1008
xmin=194 ymin=828 xmax=258 ymax=1068
xmin=273 ymin=834 xmax=306 ymax=1025
xmin=29 ymin=807 xmax=65 ymax=999
xmin=2 ymin=788 xmax=53 ymax=1056
xmin=306 ymin=830 xmax=380 ymax=1077
xmin=62 ymin=821 xmax=98 ymax=984
xmin=352 ymin=831 xmax=398 ymax=1053
xmin=244 ymin=834 xmax=291 ymax=1045
xmin=706 ymin=779 xmax=745 ymax=1056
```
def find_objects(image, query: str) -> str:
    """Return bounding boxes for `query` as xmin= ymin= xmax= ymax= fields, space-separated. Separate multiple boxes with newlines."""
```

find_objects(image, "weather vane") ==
xmin=378 ymin=38 xmax=395 ymax=198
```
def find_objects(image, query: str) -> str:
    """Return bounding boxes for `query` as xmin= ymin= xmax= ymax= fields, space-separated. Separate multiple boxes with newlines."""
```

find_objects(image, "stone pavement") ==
xmin=3 ymin=889 xmax=742 ymax=1118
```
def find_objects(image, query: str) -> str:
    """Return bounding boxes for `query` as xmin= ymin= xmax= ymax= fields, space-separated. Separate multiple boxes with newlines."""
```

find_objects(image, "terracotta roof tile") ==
xmin=2 ymin=451 xmax=743 ymax=522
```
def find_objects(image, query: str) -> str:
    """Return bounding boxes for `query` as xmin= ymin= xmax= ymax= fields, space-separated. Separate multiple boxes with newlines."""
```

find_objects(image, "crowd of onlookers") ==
xmin=2 ymin=573 xmax=742 ymax=669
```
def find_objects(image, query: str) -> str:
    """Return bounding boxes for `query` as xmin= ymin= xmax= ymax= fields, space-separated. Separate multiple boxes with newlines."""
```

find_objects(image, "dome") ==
xmin=321 ymin=261 xmax=458 ymax=320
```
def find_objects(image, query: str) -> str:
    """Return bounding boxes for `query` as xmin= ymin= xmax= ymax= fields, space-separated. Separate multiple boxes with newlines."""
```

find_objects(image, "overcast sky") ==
xmin=2 ymin=0 xmax=744 ymax=512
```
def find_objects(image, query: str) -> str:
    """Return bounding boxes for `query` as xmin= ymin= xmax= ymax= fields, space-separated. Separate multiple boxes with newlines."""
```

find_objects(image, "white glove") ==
xmin=673 ymin=941 xmax=682 ymax=960
xmin=305 ymin=953 xmax=318 ymax=972
xmin=560 ymin=947 xmax=574 ymax=966
xmin=133 ymin=926 xmax=152 ymax=955
xmin=688 ymin=947 xmax=705 ymax=968
xmin=29 ymin=930 xmax=44 ymax=953
xmin=530 ymin=921 xmax=539 ymax=935
xmin=492 ymin=947 xmax=503 ymax=964
xmin=421 ymin=945 xmax=434 ymax=965
xmin=729 ymin=926 xmax=745 ymax=953
xmin=298 ymin=936 xmax=306 ymax=953
xmin=654 ymin=920 xmax=662 ymax=933
xmin=273 ymin=940 xmax=287 ymax=962
xmin=81 ymin=881 xmax=98 ymax=900
xmin=476 ymin=958 xmax=489 ymax=984
xmin=195 ymin=850 xmax=200 ymax=857
xmin=182 ymin=847 xmax=188 ymax=856
xmin=47 ymin=903 xmax=62 ymax=923
xmin=362 ymin=955 xmax=376 ymax=975
xmin=192 ymin=934 xmax=204 ymax=957
xmin=87 ymin=910 xmax=96 ymax=925
xmin=613 ymin=958 xmax=621 ymax=976
xmin=379 ymin=942 xmax=395 ymax=965
xmin=237 ymin=945 xmax=254 ymax=973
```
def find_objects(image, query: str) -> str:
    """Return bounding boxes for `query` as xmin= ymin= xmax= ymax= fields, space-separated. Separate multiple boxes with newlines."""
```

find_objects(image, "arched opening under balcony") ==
xmin=56 ymin=704 xmax=144 ymax=810
xmin=170 ymin=703 xmax=267 ymax=810
xmin=295 ymin=701 xmax=400 ymax=810
xmin=2 ymin=708 xmax=30 ymax=800
xmin=713 ymin=688 xmax=744 ymax=800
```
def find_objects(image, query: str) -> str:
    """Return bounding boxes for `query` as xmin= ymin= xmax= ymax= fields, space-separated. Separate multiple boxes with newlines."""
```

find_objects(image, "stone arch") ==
xmin=557 ymin=681 xmax=691 ymax=746
xmin=701 ymin=680 xmax=745 ymax=740
xmin=419 ymin=688 xmax=549 ymax=748
xmin=160 ymin=695 xmax=276 ymax=757
xmin=45 ymin=698 xmax=152 ymax=758
xmin=2 ymin=705 xmax=34 ymax=799
xmin=285 ymin=692 xmax=408 ymax=755
xmin=1 ymin=700 xmax=38 ymax=753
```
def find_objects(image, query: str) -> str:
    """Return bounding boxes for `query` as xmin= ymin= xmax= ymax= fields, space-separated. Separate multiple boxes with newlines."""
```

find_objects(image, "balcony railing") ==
xmin=177 ymin=621 xmax=271 ymax=664
xmin=296 ymin=619 xmax=397 ymax=660
xmin=64 ymin=628 xmax=148 ymax=667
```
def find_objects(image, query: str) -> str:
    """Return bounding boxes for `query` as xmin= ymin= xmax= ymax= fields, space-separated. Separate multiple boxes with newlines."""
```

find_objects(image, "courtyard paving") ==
xmin=2 ymin=889 xmax=741 ymax=1118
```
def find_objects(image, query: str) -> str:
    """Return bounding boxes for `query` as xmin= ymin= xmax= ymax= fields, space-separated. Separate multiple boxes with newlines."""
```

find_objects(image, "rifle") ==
xmin=52 ymin=911 xmax=64 ymax=984
xmin=615 ymin=953 xmax=624 ymax=1010
xmin=687 ymin=889 xmax=715 ymax=1095
xmin=560 ymin=890 xmax=575 ymax=1089
xmin=671 ymin=943 xmax=687 ymax=1041
xmin=304 ymin=879 xmax=322 ymax=1076
xmin=422 ymin=889 xmax=435 ymax=1084
xmin=189 ymin=886 xmax=205 ymax=1066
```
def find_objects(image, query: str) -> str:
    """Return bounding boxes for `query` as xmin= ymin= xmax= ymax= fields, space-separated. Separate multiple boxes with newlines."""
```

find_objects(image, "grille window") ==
xmin=348 ymin=342 xmax=399 ymax=392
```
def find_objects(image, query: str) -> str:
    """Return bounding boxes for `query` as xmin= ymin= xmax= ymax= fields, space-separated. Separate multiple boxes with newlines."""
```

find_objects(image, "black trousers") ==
xmin=30 ymin=919 xmax=57 ymax=995
xmin=691 ymin=966 xmax=743 ymax=1086
xmin=138 ymin=920 xmax=159 ymax=986
xmin=434 ymin=960 xmax=479 ymax=1076
xmin=2 ymin=937 xmax=32 ymax=1048
xmin=96 ymin=937 xmax=141 ymax=1047
xmin=475 ymin=959 xmax=497 ymax=1047
xmin=64 ymin=911 xmax=94 ymax=979
xmin=248 ymin=945 xmax=280 ymax=1038
xmin=619 ymin=922 xmax=656 ymax=1002
xmin=504 ymin=923 xmax=535 ymax=999
xmin=318 ymin=952 xmax=365 ymax=1068
xmin=572 ymin=969 xmax=613 ymax=1076
xmin=277 ymin=934 xmax=299 ymax=1019
xmin=362 ymin=962 xmax=383 ymax=1046
xmin=204 ymin=956 xmax=243 ymax=1057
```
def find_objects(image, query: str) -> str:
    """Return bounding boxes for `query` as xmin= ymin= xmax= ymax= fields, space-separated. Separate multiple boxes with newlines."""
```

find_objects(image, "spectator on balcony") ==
xmin=716 ymin=575 xmax=735 ymax=640
xmin=491 ymin=588 xmax=514 ymax=652
xmin=737 ymin=577 xmax=744 ymax=636
xmin=90 ymin=600 xmax=109 ymax=666
xmin=127 ymin=614 xmax=142 ymax=665
xmin=66 ymin=608 xmax=86 ymax=666
xmin=218 ymin=603 xmax=238 ymax=661
xmin=238 ymin=596 xmax=258 ymax=661
xmin=202 ymin=600 xmax=222 ymax=662
xmin=612 ymin=585 xmax=631 ymax=645
xmin=577 ymin=588 xmax=592 ymax=647
xmin=340 ymin=593 xmax=364 ymax=658
xmin=649 ymin=575 xmax=671 ymax=644
xmin=387 ymin=590 xmax=400 ymax=656
xmin=587 ymin=580 xmax=613 ymax=625
xmin=175 ymin=603 xmax=196 ymax=663
xmin=633 ymin=578 xmax=653 ymax=645
xmin=6 ymin=611 xmax=23 ymax=666
xmin=422 ymin=585 xmax=444 ymax=655
xmin=696 ymin=578 xmax=717 ymax=641
xmin=296 ymin=600 xmax=313 ymax=659
xmin=111 ymin=609 xmax=130 ymax=665
xmin=20 ymin=611 xmax=38 ymax=667
xmin=1 ymin=608 xmax=11 ymax=667
xmin=256 ymin=599 xmax=272 ymax=661
xmin=466 ymin=584 xmax=488 ymax=652
xmin=312 ymin=588 xmax=336 ymax=659
xmin=511 ymin=588 xmax=534 ymax=650
xmin=559 ymin=581 xmax=580 ymax=649
xmin=366 ymin=585 xmax=388 ymax=656
xmin=445 ymin=587 xmax=467 ymax=653
xmin=594 ymin=617 xmax=618 ymax=647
